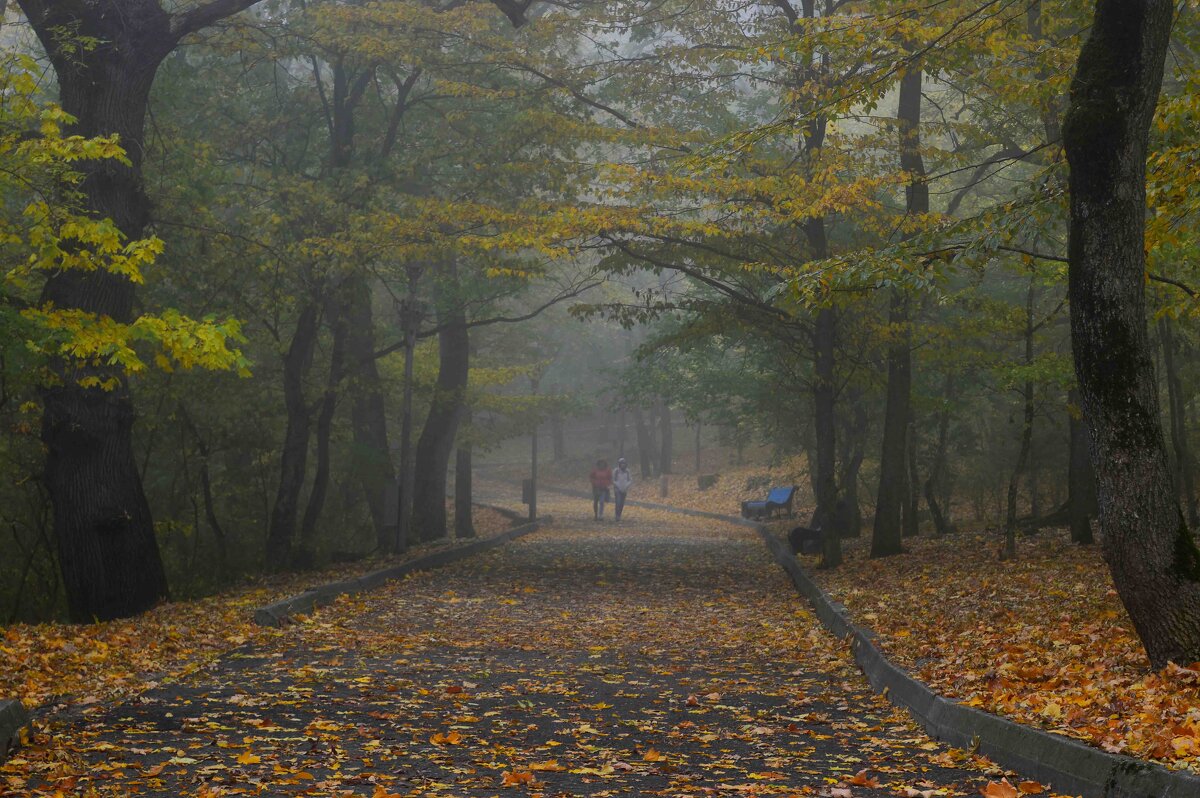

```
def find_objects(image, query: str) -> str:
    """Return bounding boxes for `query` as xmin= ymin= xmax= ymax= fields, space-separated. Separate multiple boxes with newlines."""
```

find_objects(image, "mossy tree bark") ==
xmin=1064 ymin=0 xmax=1200 ymax=668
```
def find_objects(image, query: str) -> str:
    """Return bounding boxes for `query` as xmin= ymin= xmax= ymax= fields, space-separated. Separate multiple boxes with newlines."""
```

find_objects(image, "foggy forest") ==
xmin=0 ymin=1 xmax=1199 ymax=796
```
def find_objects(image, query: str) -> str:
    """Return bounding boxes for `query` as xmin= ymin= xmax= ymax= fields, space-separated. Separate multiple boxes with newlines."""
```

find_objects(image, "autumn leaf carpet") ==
xmin=2 ymin=511 xmax=1062 ymax=797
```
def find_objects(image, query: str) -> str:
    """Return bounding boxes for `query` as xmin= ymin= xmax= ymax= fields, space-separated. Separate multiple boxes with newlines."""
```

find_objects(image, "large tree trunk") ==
xmin=872 ymin=62 xmax=924 ymax=558
xmin=412 ymin=304 xmax=469 ymax=542
xmin=1067 ymin=388 xmax=1096 ymax=544
xmin=265 ymin=303 xmax=320 ymax=567
xmin=1063 ymin=0 xmax=1200 ymax=668
xmin=18 ymin=0 xmax=180 ymax=621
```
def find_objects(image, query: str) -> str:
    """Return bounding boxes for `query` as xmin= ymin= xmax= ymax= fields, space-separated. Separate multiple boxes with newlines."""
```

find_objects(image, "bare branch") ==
xmin=170 ymin=0 xmax=262 ymax=40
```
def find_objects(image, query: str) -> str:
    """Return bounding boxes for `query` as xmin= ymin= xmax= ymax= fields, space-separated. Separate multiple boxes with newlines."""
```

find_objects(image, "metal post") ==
xmin=530 ymin=375 xmax=539 ymax=522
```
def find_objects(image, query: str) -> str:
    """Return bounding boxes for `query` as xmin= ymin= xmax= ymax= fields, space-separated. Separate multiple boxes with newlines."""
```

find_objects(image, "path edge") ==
xmin=546 ymin=486 xmax=1200 ymax=798
xmin=252 ymin=517 xmax=548 ymax=627
xmin=0 ymin=699 xmax=28 ymax=763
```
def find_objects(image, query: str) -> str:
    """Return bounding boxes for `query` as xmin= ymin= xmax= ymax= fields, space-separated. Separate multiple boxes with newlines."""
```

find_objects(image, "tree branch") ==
xmin=945 ymin=146 xmax=1029 ymax=216
xmin=371 ymin=279 xmax=602 ymax=360
xmin=1150 ymin=273 xmax=1199 ymax=299
xmin=170 ymin=0 xmax=262 ymax=40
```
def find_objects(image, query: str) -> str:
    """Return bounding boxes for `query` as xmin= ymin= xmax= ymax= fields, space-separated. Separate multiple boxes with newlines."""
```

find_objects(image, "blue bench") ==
xmin=741 ymin=485 xmax=797 ymax=520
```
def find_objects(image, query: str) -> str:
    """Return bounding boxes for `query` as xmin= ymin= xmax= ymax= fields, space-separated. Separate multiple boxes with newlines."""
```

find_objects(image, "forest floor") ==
xmin=0 ymin=495 xmax=1056 ymax=798
xmin=805 ymin=528 xmax=1200 ymax=774
xmin=0 ymin=507 xmax=514 ymax=714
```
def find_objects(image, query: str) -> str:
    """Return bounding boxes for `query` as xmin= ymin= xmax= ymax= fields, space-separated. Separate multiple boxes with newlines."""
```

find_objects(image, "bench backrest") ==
xmin=766 ymin=486 xmax=795 ymax=505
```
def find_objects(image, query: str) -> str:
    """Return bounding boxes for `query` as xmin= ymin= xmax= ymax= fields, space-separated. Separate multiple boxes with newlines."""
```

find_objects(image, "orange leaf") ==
xmin=430 ymin=730 xmax=463 ymax=745
xmin=501 ymin=770 xmax=535 ymax=786
xmin=981 ymin=779 xmax=1020 ymax=798
xmin=235 ymin=751 xmax=261 ymax=765
xmin=643 ymin=748 xmax=667 ymax=761
xmin=372 ymin=786 xmax=403 ymax=798
xmin=847 ymin=769 xmax=881 ymax=787
xmin=1018 ymin=782 xmax=1046 ymax=795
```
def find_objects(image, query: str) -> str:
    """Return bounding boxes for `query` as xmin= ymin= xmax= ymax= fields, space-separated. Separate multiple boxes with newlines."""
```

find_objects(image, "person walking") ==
xmin=589 ymin=458 xmax=612 ymax=520
xmin=612 ymin=457 xmax=633 ymax=522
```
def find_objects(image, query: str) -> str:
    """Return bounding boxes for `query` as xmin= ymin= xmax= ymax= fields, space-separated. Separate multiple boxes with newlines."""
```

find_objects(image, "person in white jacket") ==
xmin=612 ymin=457 xmax=634 ymax=521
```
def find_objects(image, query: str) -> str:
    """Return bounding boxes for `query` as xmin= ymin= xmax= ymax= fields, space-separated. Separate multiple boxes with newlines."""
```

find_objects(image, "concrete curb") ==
xmin=0 ymin=699 xmax=28 ymax=763
xmin=534 ymin=485 xmax=1199 ymax=797
xmin=252 ymin=518 xmax=548 ymax=627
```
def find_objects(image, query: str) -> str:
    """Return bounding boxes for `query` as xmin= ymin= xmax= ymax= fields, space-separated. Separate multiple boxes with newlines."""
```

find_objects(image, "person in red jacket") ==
xmin=589 ymin=458 xmax=612 ymax=520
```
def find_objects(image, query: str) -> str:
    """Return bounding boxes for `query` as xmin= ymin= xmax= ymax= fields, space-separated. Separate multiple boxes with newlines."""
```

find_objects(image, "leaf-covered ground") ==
xmin=807 ymin=528 xmax=1200 ymax=774
xmin=4 ymin=500 xmax=1062 ymax=797
xmin=0 ymin=507 xmax=513 ymax=713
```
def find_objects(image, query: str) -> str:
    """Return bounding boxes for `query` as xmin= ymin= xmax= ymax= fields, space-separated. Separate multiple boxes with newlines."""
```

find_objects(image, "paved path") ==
xmin=6 ymin=505 xmax=1044 ymax=797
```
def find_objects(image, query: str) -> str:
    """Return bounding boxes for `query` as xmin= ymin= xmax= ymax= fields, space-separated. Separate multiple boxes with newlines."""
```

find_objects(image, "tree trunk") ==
xmin=903 ymin=421 xmax=920 ymax=537
xmin=1159 ymin=316 xmax=1197 ymax=524
xmin=265 ymin=303 xmax=320 ymax=567
xmin=871 ymin=290 xmax=911 ymax=558
xmin=871 ymin=60 xmax=924 ymax=558
xmin=179 ymin=404 xmax=228 ymax=576
xmin=1004 ymin=276 xmax=1037 ymax=560
xmin=926 ymin=375 xmax=955 ymax=536
xmin=455 ymin=418 xmax=475 ymax=539
xmin=633 ymin=407 xmax=655 ymax=478
xmin=18 ymin=0 xmax=183 ymax=621
xmin=658 ymin=400 xmax=673 ymax=474
xmin=1028 ymin=431 xmax=1041 ymax=519
xmin=1067 ymin=388 xmax=1096 ymax=544
xmin=412 ymin=305 xmax=469 ymax=542
xmin=812 ymin=303 xmax=841 ymax=567
xmin=1063 ymin=0 xmax=1200 ymax=668
xmin=838 ymin=396 xmax=866 ymax=538
xmin=813 ymin=308 xmax=841 ymax=567
xmin=341 ymin=277 xmax=395 ymax=552
xmin=299 ymin=301 xmax=347 ymax=550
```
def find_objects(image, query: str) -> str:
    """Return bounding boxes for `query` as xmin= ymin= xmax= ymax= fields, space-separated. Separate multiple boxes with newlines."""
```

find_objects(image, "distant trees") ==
xmin=0 ymin=0 xmax=1198 ymax=673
